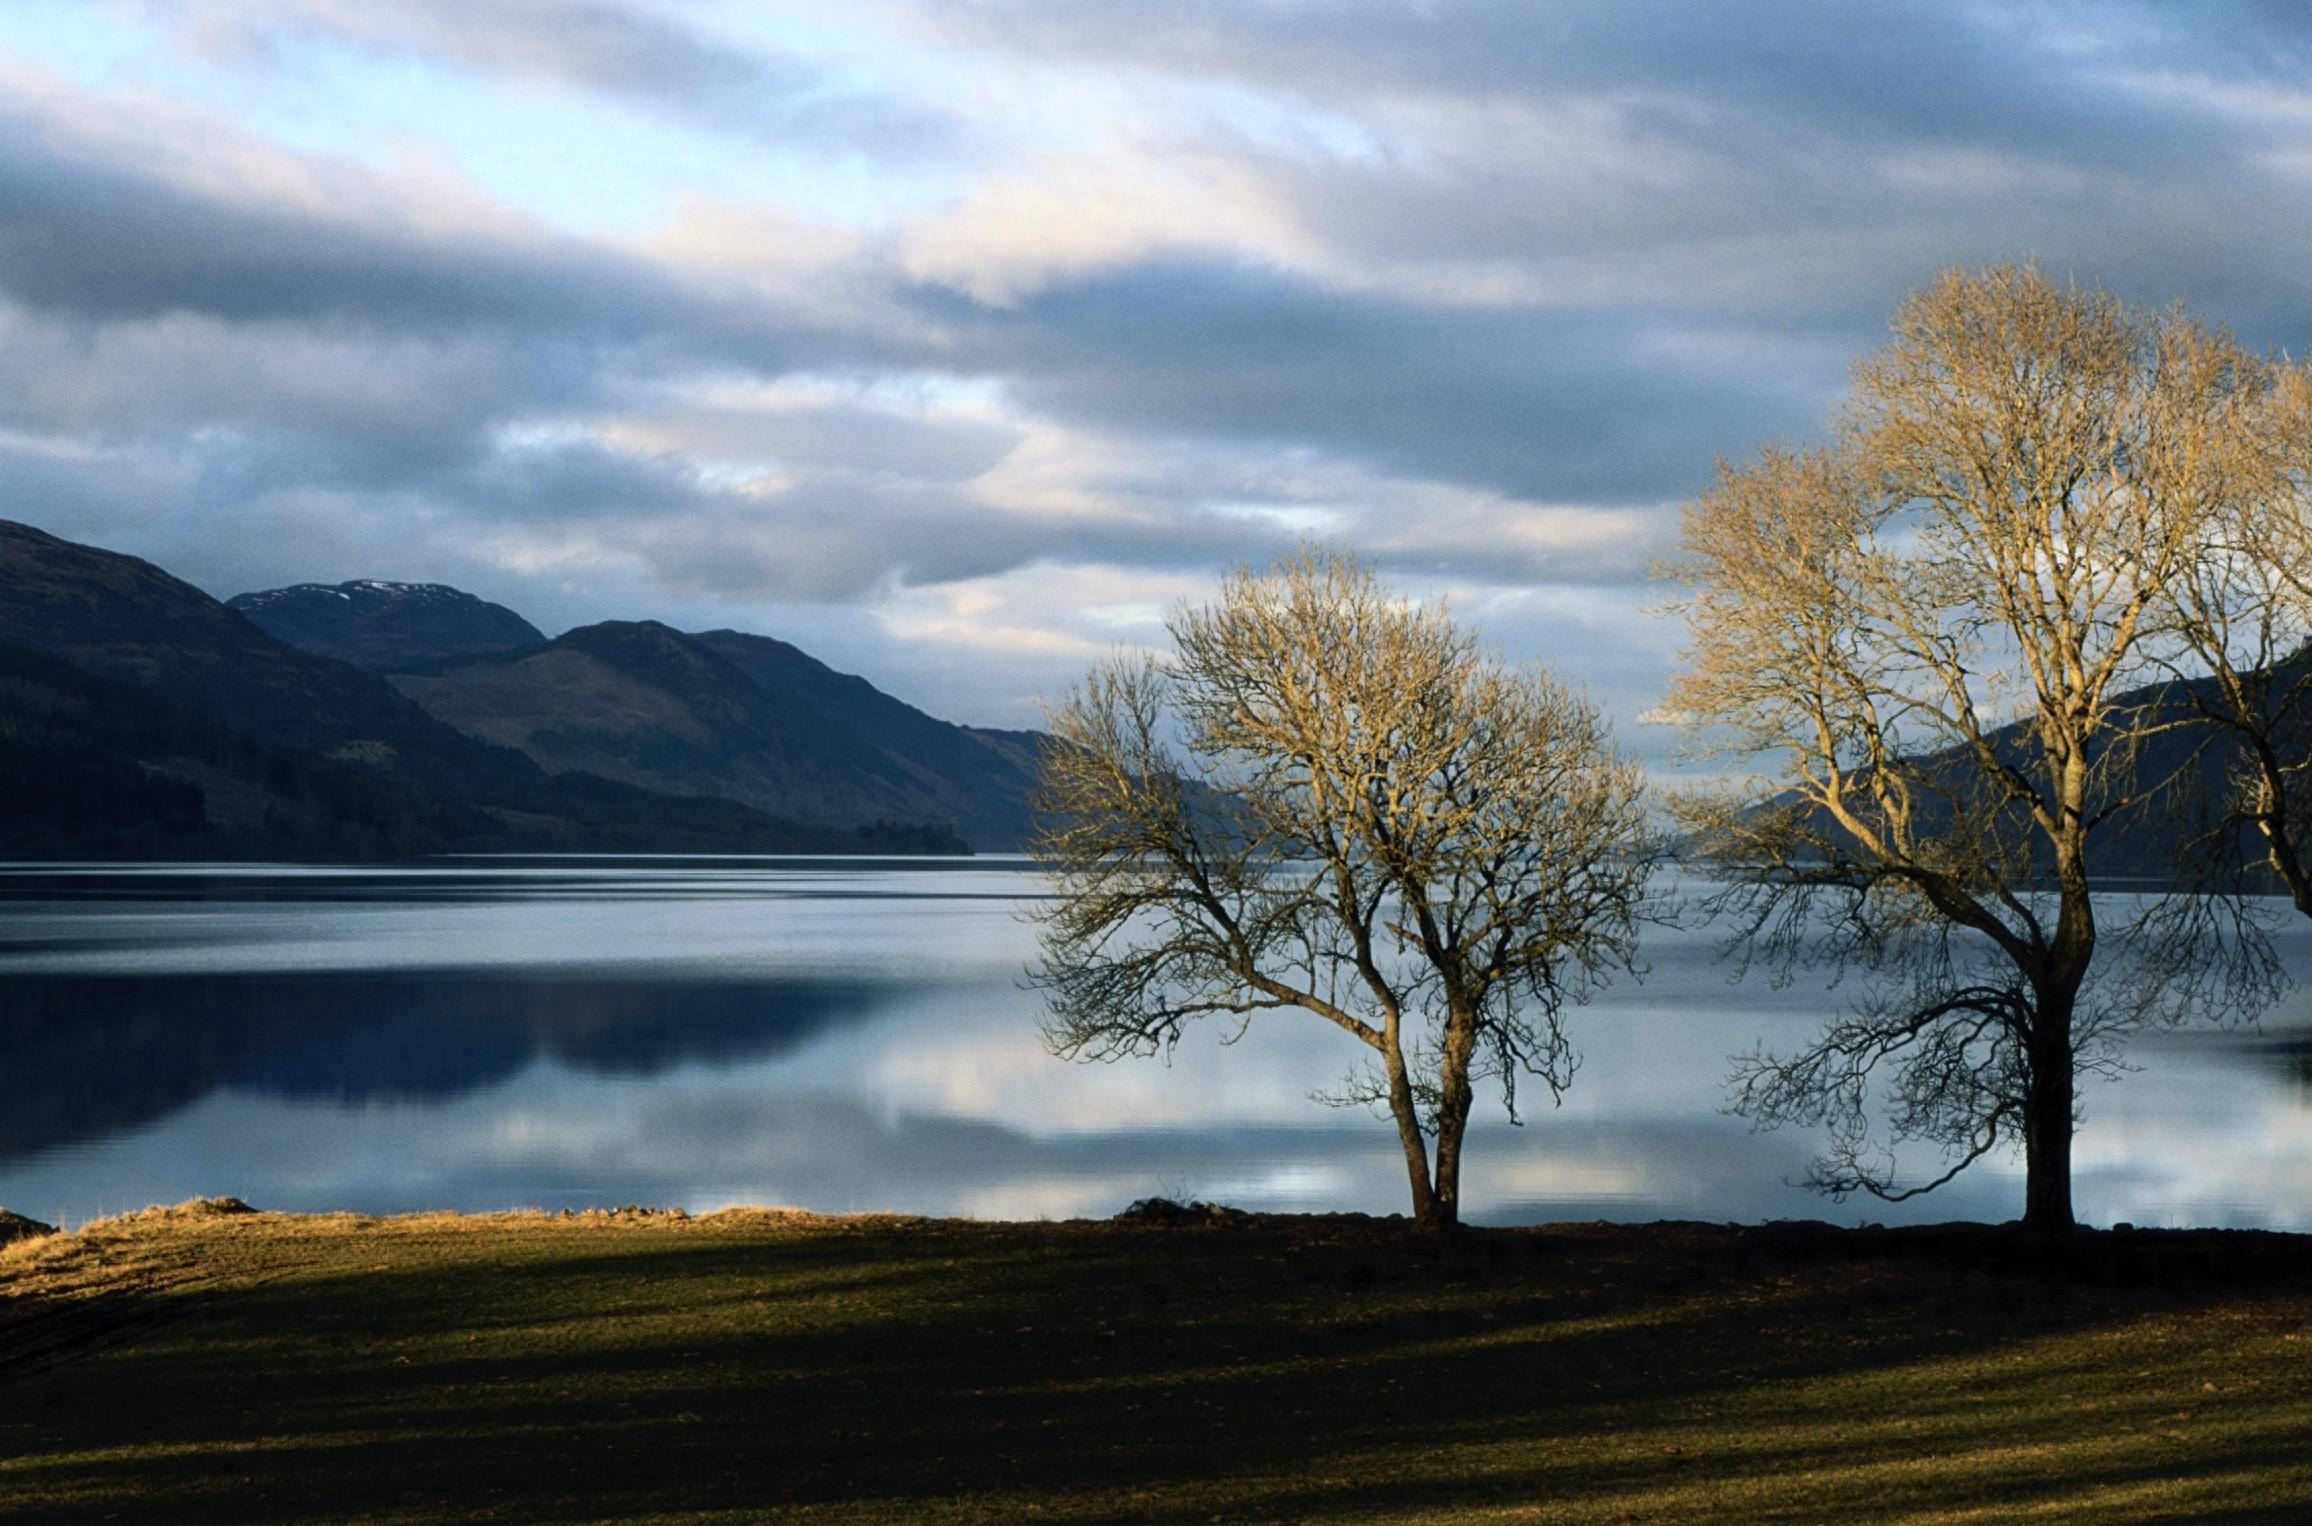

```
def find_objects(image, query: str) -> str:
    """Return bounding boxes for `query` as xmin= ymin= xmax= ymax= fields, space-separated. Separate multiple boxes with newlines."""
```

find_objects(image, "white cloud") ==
xmin=901 ymin=145 xmax=1313 ymax=305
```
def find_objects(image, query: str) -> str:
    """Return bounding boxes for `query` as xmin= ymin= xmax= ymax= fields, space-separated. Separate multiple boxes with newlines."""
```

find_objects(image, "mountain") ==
xmin=692 ymin=630 xmax=1040 ymax=848
xmin=0 ymin=519 xmax=522 ymax=791
xmin=228 ymin=580 xmax=544 ymax=671
xmin=389 ymin=621 xmax=1042 ymax=848
xmin=0 ymin=639 xmax=490 ymax=859
xmin=0 ymin=521 xmax=966 ymax=858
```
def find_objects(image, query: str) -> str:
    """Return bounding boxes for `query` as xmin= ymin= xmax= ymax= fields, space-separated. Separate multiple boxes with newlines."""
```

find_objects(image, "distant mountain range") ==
xmin=8 ymin=517 xmax=2302 ymax=876
xmin=0 ymin=520 xmax=1043 ymax=859
xmin=228 ymin=568 xmax=1043 ymax=849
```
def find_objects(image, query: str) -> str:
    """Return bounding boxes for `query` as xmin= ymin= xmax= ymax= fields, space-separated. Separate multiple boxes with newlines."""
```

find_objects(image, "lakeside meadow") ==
xmin=6 ymin=1202 xmax=2312 ymax=1521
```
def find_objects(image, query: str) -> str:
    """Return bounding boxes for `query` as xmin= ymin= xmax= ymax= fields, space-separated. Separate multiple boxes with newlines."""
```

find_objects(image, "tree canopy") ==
xmin=1031 ymin=548 xmax=1657 ymax=1227
xmin=1666 ymin=263 xmax=2283 ymax=1230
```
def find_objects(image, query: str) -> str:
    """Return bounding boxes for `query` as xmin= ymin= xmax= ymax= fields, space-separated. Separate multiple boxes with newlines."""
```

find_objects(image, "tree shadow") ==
xmin=6 ymin=1219 xmax=2309 ymax=1521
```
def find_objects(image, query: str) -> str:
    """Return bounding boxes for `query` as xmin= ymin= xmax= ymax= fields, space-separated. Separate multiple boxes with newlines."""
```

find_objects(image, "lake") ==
xmin=3 ymin=857 xmax=2310 ymax=1231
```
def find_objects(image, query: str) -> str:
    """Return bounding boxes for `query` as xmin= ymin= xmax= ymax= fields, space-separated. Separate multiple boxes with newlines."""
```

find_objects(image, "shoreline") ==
xmin=11 ymin=1195 xmax=2312 ymax=1279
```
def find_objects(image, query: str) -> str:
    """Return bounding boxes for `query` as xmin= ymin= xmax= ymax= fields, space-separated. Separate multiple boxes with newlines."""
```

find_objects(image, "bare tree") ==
xmin=2157 ymin=362 xmax=2312 ymax=913
xmin=1029 ymin=548 xmax=1657 ymax=1229
xmin=1665 ymin=264 xmax=2279 ymax=1232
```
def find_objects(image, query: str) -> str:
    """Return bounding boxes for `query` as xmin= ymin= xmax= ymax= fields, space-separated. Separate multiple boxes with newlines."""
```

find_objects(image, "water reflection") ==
xmin=0 ymin=971 xmax=882 ymax=1157
xmin=1 ymin=859 xmax=2309 ymax=1231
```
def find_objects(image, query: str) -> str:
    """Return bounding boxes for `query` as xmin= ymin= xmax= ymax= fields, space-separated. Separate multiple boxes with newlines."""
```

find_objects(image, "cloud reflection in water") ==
xmin=0 ymin=861 xmax=2308 ymax=1231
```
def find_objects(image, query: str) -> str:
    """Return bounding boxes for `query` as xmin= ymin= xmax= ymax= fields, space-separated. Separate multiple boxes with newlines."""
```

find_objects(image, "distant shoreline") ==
xmin=12 ymin=1197 xmax=2312 ymax=1272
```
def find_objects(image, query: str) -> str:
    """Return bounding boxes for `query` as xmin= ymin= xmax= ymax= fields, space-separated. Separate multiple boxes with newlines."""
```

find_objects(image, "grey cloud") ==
xmin=914 ymin=260 xmax=1836 ymax=504
xmin=624 ymin=400 xmax=1026 ymax=483
xmin=2121 ymin=1 xmax=2312 ymax=75
xmin=466 ymin=438 xmax=702 ymax=522
xmin=907 ymin=1 xmax=2312 ymax=325
xmin=912 ymin=0 xmax=2234 ymax=168
xmin=0 ymin=440 xmax=196 ymax=538
xmin=524 ymin=462 xmax=1267 ymax=602
xmin=857 ymin=4 xmax=2312 ymax=509
xmin=0 ymin=101 xmax=808 ymax=361
xmin=148 ymin=0 xmax=966 ymax=160
xmin=0 ymin=303 xmax=639 ymax=517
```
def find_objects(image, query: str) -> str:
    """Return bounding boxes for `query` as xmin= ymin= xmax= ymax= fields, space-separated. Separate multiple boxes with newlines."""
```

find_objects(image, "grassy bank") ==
xmin=3 ymin=1202 xmax=2309 ymax=1522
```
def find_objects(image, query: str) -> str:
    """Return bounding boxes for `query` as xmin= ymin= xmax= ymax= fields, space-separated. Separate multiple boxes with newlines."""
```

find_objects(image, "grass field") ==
xmin=3 ymin=1200 xmax=2309 ymax=1522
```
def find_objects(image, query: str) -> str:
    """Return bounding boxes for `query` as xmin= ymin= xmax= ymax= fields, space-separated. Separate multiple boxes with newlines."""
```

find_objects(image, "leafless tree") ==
xmin=1665 ymin=264 xmax=2280 ymax=1232
xmin=1029 ymin=548 xmax=1658 ymax=1229
xmin=2157 ymin=362 xmax=2312 ymax=913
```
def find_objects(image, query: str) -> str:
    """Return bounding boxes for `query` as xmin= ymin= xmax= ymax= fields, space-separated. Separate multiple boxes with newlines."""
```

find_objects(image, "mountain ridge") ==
xmin=0 ymin=520 xmax=968 ymax=859
xmin=385 ymin=618 xmax=1042 ymax=848
xmin=228 ymin=579 xmax=545 ymax=671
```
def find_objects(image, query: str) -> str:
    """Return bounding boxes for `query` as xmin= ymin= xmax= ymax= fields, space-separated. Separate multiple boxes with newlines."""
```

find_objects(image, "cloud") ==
xmin=899 ymin=145 xmax=1310 ymax=306
xmin=14 ymin=1 xmax=2312 ymax=733
xmin=603 ymin=380 xmax=1026 ymax=483
xmin=907 ymin=259 xmax=1829 ymax=505
xmin=894 ymin=0 xmax=2226 ymax=165
xmin=0 ymin=432 xmax=196 ymax=538
xmin=139 ymin=0 xmax=965 ymax=158
xmin=0 ymin=79 xmax=802 ymax=354
xmin=880 ymin=0 xmax=2312 ymax=332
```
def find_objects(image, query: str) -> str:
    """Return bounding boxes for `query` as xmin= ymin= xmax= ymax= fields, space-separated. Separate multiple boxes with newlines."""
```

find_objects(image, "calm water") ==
xmin=3 ymin=858 xmax=2310 ymax=1230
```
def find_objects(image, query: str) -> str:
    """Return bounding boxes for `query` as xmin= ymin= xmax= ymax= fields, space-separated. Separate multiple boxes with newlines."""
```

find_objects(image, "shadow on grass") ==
xmin=5 ymin=1219 xmax=2309 ymax=1521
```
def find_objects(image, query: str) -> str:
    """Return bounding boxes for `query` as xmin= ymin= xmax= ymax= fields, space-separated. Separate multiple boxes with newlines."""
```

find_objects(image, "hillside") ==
xmin=0 ymin=519 xmax=542 ymax=813
xmin=0 ymin=520 xmax=498 ymax=772
xmin=0 ymin=521 xmax=965 ymax=859
xmin=691 ymin=630 xmax=1041 ymax=848
xmin=388 ymin=620 xmax=1042 ymax=848
xmin=1742 ymin=663 xmax=2308 ymax=888
xmin=0 ymin=640 xmax=496 ymax=859
xmin=228 ymin=580 xmax=544 ymax=671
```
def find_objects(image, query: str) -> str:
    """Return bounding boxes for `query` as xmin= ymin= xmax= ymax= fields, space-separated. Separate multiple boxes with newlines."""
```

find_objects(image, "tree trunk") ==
xmin=1428 ymin=1104 xmax=1470 ymax=1231
xmin=1424 ymin=1011 xmax=1479 ymax=1231
xmin=2021 ymin=1051 xmax=2075 ymax=1233
xmin=2026 ymin=828 xmax=2090 ymax=1235
xmin=2020 ymin=977 xmax=2078 ymax=1234
xmin=1381 ymin=1036 xmax=1436 ymax=1224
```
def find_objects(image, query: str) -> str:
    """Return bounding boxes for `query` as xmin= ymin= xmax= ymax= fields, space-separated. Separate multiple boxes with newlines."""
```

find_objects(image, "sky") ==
xmin=7 ymin=2 xmax=2312 ymax=751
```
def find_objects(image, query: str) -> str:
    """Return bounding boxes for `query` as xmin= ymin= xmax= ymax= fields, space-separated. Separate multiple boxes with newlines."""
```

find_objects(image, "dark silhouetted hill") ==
xmin=228 ymin=580 xmax=544 ymax=671
xmin=391 ymin=621 xmax=1042 ymax=848
xmin=0 ymin=521 xmax=965 ymax=858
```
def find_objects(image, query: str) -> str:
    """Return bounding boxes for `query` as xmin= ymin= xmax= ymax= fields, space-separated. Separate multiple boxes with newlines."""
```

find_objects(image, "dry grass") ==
xmin=3 ymin=1204 xmax=2310 ymax=1522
